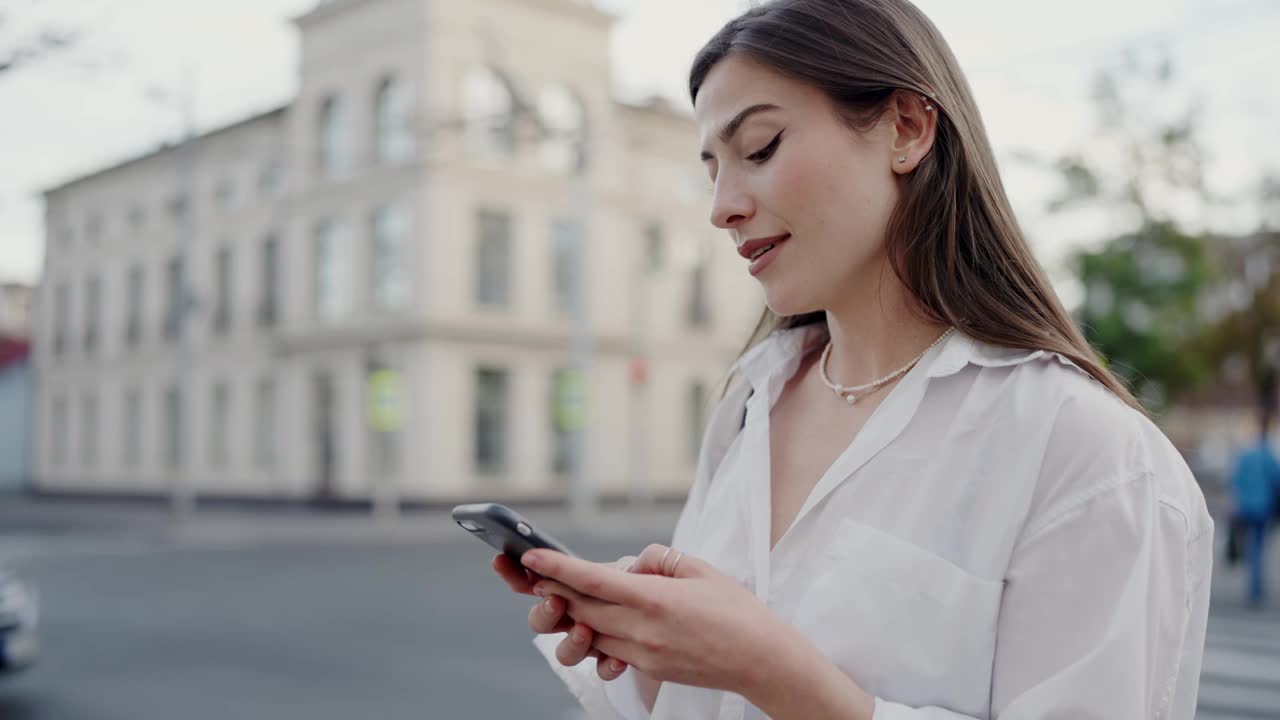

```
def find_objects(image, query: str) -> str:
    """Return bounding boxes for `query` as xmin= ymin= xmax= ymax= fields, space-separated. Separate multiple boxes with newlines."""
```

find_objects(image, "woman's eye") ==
xmin=746 ymin=131 xmax=783 ymax=164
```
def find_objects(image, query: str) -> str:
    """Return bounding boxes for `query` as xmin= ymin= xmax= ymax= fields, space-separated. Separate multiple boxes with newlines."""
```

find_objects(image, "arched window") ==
xmin=318 ymin=94 xmax=350 ymax=176
xmin=375 ymin=75 xmax=415 ymax=165
xmin=537 ymin=85 xmax=585 ymax=173
xmin=463 ymin=67 xmax=515 ymax=158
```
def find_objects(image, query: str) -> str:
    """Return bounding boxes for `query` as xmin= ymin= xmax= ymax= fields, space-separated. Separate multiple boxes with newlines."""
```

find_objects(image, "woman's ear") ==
xmin=889 ymin=91 xmax=937 ymax=174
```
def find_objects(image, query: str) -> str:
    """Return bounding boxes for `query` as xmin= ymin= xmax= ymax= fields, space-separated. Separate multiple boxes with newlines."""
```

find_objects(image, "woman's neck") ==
xmin=821 ymin=265 xmax=950 ymax=387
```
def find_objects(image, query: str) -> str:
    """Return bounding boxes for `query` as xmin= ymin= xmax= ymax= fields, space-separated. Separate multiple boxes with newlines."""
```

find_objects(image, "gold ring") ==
xmin=668 ymin=551 xmax=684 ymax=577
xmin=659 ymin=546 xmax=673 ymax=574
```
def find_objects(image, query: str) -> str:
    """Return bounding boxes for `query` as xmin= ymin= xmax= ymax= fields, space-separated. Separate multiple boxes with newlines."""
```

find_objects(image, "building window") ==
xmin=315 ymin=220 xmax=351 ymax=322
xmin=253 ymin=377 xmax=275 ymax=470
xmin=371 ymin=205 xmax=411 ymax=310
xmin=551 ymin=218 xmax=575 ymax=315
xmin=167 ymin=194 xmax=188 ymax=221
xmin=164 ymin=256 xmax=184 ymax=341
xmin=163 ymin=385 xmax=183 ymax=468
xmin=53 ymin=281 xmax=70 ymax=356
xmin=688 ymin=256 xmax=712 ymax=328
xmin=475 ymin=209 xmax=512 ymax=307
xmin=209 ymin=381 xmax=230 ymax=469
xmin=474 ymin=367 xmax=509 ymax=475
xmin=463 ymin=67 xmax=515 ymax=158
xmin=85 ymin=213 xmax=103 ymax=245
xmin=83 ymin=274 xmax=100 ymax=353
xmin=214 ymin=179 xmax=235 ymax=210
xmin=123 ymin=387 xmax=142 ymax=469
xmin=318 ymin=94 xmax=350 ymax=177
xmin=213 ymin=246 xmax=232 ymax=334
xmin=375 ymin=75 xmax=415 ymax=165
xmin=549 ymin=368 xmax=573 ymax=475
xmin=125 ymin=265 xmax=144 ymax=347
xmin=50 ymin=395 xmax=68 ymax=467
xmin=259 ymin=236 xmax=279 ymax=328
xmin=259 ymin=164 xmax=285 ymax=196
xmin=79 ymin=391 xmax=98 ymax=467
xmin=128 ymin=206 xmax=146 ymax=230
xmin=688 ymin=380 xmax=707 ymax=462
xmin=537 ymin=85 xmax=585 ymax=173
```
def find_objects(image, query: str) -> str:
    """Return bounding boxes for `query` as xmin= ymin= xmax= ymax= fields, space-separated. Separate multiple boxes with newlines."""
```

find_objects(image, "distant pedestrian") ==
xmin=1230 ymin=409 xmax=1280 ymax=607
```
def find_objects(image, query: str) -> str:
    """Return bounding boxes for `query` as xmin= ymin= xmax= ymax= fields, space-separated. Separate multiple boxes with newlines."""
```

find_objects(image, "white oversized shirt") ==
xmin=535 ymin=325 xmax=1214 ymax=720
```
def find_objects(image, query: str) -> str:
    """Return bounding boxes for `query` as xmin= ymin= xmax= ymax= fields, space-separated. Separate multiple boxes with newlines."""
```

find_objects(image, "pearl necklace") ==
xmin=819 ymin=328 xmax=954 ymax=405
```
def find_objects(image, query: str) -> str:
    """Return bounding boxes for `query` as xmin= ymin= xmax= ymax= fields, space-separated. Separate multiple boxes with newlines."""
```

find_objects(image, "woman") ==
xmin=493 ymin=1 xmax=1213 ymax=717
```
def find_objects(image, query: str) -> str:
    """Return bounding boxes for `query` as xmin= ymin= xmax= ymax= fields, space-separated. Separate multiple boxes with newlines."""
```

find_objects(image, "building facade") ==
xmin=33 ymin=0 xmax=761 ymax=503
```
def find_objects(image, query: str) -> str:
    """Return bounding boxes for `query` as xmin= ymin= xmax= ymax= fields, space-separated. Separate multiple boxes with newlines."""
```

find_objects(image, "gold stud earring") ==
xmin=897 ymin=155 xmax=907 ymax=164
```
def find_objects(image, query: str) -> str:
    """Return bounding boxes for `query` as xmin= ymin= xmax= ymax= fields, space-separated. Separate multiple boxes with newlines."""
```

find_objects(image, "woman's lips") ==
xmin=747 ymin=234 xmax=789 ymax=276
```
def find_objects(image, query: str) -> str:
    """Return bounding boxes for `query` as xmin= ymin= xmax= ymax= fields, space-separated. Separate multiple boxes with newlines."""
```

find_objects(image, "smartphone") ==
xmin=451 ymin=502 xmax=578 ymax=563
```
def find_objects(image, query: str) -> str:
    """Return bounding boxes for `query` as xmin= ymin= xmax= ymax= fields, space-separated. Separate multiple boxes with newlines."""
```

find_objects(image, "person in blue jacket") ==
xmin=1231 ymin=408 xmax=1280 ymax=607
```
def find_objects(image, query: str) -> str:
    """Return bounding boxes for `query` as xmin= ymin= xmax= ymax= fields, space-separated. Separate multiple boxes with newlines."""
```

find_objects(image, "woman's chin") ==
xmin=763 ymin=286 xmax=821 ymax=318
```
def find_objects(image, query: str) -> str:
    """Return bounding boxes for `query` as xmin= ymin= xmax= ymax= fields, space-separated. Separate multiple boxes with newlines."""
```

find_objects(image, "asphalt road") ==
xmin=0 ymin=527 xmax=647 ymax=720
xmin=1 ymin=497 xmax=1279 ymax=719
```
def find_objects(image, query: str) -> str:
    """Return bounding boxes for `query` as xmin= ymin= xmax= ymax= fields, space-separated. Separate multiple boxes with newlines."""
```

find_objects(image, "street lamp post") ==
xmin=567 ymin=127 xmax=595 ymax=529
xmin=502 ymin=87 xmax=597 ymax=528
xmin=148 ymin=64 xmax=200 ymax=523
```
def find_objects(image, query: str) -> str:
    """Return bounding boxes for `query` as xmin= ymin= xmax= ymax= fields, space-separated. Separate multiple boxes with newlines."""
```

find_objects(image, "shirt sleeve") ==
xmin=529 ymin=457 xmax=718 ymax=720
xmin=873 ymin=471 xmax=1214 ymax=720
xmin=529 ymin=383 xmax=747 ymax=718
xmin=531 ymin=633 xmax=649 ymax=720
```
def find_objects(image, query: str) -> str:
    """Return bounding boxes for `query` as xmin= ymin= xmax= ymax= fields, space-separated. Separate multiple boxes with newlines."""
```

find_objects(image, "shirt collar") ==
xmin=734 ymin=323 xmax=1086 ymax=387
xmin=733 ymin=323 xmax=828 ymax=392
xmin=927 ymin=330 xmax=1086 ymax=378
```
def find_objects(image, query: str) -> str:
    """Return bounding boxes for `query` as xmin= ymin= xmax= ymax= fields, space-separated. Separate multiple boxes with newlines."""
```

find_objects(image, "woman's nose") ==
xmin=710 ymin=181 xmax=754 ymax=230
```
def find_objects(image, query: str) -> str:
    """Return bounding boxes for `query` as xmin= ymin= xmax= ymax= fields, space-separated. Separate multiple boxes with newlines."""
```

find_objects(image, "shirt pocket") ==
xmin=790 ymin=518 xmax=1004 ymax=717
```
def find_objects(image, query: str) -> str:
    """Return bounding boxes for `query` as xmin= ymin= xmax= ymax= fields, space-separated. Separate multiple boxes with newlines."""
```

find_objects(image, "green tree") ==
xmin=1035 ymin=50 xmax=1218 ymax=410
xmin=1194 ymin=229 xmax=1280 ymax=398
xmin=1076 ymin=221 xmax=1215 ymax=409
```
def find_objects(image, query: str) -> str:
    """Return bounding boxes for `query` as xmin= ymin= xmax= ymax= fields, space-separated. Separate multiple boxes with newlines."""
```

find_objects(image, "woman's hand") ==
xmin=491 ymin=553 xmax=635 ymax=681
xmin=521 ymin=544 xmax=789 ymax=697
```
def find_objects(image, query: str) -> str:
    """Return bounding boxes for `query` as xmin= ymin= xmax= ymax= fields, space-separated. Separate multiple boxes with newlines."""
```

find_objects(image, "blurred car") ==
xmin=0 ymin=570 xmax=38 ymax=672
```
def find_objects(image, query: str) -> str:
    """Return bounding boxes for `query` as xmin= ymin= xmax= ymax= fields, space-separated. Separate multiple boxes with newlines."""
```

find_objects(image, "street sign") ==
xmin=554 ymin=370 xmax=586 ymax=431
xmin=365 ymin=369 xmax=405 ymax=432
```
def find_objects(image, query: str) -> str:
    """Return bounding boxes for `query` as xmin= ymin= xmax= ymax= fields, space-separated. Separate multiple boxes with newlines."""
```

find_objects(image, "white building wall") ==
xmin=34 ymin=0 xmax=760 ymax=504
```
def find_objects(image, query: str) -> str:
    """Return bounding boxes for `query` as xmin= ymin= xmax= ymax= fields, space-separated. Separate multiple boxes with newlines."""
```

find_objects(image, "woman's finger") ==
xmin=493 ymin=554 xmax=537 ymax=595
xmin=597 ymin=654 xmax=629 ymax=682
xmin=629 ymin=543 xmax=705 ymax=579
xmin=555 ymin=621 xmax=598 ymax=667
xmin=528 ymin=593 xmax=570 ymax=634
xmin=521 ymin=550 xmax=647 ymax=607
xmin=533 ymin=580 xmax=639 ymax=641
xmin=591 ymin=633 xmax=646 ymax=677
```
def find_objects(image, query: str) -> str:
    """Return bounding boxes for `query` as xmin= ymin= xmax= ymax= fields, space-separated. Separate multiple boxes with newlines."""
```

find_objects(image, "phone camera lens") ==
xmin=458 ymin=520 xmax=482 ymax=532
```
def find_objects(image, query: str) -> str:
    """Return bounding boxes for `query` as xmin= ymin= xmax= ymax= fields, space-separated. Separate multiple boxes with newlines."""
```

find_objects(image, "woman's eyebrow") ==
xmin=700 ymin=103 xmax=781 ymax=161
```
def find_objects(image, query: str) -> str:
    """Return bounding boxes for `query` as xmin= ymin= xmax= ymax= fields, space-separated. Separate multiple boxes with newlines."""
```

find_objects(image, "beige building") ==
xmin=33 ymin=0 xmax=760 ymax=503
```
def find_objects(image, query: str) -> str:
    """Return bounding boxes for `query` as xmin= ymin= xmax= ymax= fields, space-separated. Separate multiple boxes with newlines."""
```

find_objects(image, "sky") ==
xmin=1 ymin=0 xmax=1278 ymax=299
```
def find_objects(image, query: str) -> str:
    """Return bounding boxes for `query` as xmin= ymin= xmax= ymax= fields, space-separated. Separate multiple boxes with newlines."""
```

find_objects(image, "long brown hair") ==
xmin=692 ymin=0 xmax=1144 ymax=413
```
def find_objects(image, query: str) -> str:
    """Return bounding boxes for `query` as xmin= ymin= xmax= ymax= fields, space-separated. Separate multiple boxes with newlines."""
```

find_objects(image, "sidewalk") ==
xmin=7 ymin=493 xmax=1280 ymax=615
xmin=0 ymin=492 xmax=683 ymax=559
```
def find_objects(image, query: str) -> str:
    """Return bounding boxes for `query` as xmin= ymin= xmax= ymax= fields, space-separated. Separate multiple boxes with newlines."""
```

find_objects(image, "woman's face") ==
xmin=694 ymin=55 xmax=903 ymax=317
